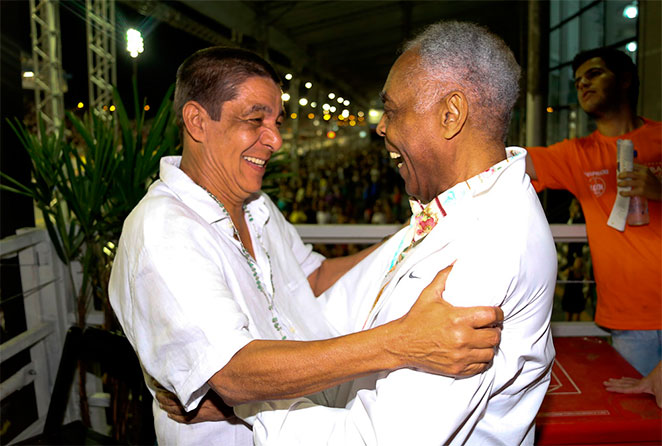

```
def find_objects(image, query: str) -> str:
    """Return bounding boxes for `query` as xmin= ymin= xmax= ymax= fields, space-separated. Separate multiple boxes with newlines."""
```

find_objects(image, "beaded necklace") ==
xmin=202 ymin=187 xmax=288 ymax=340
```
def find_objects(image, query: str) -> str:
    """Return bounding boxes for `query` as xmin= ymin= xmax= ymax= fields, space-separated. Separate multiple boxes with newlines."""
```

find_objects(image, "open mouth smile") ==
xmin=389 ymin=151 xmax=403 ymax=169
xmin=243 ymin=156 xmax=267 ymax=167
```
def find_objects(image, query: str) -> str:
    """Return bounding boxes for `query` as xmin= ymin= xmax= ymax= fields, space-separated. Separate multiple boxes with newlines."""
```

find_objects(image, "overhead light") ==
xmin=322 ymin=103 xmax=330 ymax=110
xmin=299 ymin=98 xmax=308 ymax=106
xmin=337 ymin=97 xmax=344 ymax=103
xmin=623 ymin=3 xmax=638 ymax=19
xmin=341 ymin=109 xmax=350 ymax=118
xmin=328 ymin=93 xmax=336 ymax=99
xmin=126 ymin=28 xmax=144 ymax=58
xmin=282 ymin=93 xmax=291 ymax=101
xmin=285 ymin=73 xmax=293 ymax=80
xmin=343 ymin=100 xmax=350 ymax=106
xmin=23 ymin=71 xmax=35 ymax=78
xmin=304 ymin=82 xmax=313 ymax=89
xmin=626 ymin=41 xmax=638 ymax=52
xmin=310 ymin=102 xmax=317 ymax=108
xmin=330 ymin=106 xmax=337 ymax=112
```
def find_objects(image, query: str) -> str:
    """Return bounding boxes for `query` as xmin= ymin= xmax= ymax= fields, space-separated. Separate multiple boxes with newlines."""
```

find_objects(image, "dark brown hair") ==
xmin=173 ymin=47 xmax=281 ymax=128
xmin=572 ymin=47 xmax=639 ymax=111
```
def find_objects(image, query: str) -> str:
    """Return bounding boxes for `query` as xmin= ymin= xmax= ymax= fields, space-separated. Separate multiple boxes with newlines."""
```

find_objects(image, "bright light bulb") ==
xmin=358 ymin=111 xmax=364 ymax=117
xmin=23 ymin=71 xmax=34 ymax=78
xmin=304 ymin=82 xmax=313 ymax=89
xmin=282 ymin=93 xmax=291 ymax=101
xmin=341 ymin=109 xmax=350 ymax=118
xmin=330 ymin=106 xmax=337 ymax=113
xmin=626 ymin=41 xmax=638 ymax=52
xmin=299 ymin=98 xmax=308 ymax=106
xmin=337 ymin=97 xmax=344 ymax=103
xmin=77 ymin=102 xmax=84 ymax=109
xmin=343 ymin=100 xmax=350 ymax=106
xmin=311 ymin=102 xmax=317 ymax=108
xmin=126 ymin=28 xmax=144 ymax=58
xmin=623 ymin=4 xmax=638 ymax=19
xmin=285 ymin=73 xmax=293 ymax=80
xmin=328 ymin=93 xmax=336 ymax=99
xmin=322 ymin=103 xmax=330 ymax=111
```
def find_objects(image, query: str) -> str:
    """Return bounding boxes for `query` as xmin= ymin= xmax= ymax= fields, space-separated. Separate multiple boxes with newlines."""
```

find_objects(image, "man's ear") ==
xmin=439 ymin=91 xmax=468 ymax=140
xmin=182 ymin=101 xmax=207 ymax=143
xmin=620 ymin=71 xmax=633 ymax=94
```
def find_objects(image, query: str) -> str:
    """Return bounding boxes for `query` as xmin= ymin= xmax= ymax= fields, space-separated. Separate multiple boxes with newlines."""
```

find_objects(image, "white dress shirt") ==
xmin=109 ymin=156 xmax=333 ymax=445
xmin=236 ymin=147 xmax=557 ymax=446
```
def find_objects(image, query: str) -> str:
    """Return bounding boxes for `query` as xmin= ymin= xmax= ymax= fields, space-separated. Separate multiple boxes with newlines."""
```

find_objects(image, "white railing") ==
xmin=295 ymin=223 xmax=590 ymax=244
xmin=0 ymin=228 xmax=70 ymax=443
xmin=0 ymin=223 xmax=605 ymax=442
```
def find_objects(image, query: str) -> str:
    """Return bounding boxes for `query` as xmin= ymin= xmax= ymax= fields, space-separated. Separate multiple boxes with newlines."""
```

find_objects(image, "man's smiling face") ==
xmin=203 ymin=76 xmax=284 ymax=201
xmin=376 ymin=51 xmax=450 ymax=203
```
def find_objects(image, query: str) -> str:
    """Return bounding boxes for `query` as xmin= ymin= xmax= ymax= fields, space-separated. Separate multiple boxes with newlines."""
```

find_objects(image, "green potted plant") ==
xmin=1 ymin=81 xmax=179 ymax=440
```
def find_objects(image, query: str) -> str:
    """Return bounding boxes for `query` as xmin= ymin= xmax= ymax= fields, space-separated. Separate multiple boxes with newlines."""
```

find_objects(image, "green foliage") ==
xmin=1 ymin=83 xmax=179 ymax=326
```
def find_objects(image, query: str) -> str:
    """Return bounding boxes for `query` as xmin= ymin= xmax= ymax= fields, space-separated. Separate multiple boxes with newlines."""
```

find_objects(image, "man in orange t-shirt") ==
xmin=526 ymin=47 xmax=661 ymax=376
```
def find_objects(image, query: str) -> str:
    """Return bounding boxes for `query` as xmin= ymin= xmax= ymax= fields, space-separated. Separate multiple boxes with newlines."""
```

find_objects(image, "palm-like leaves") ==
xmin=1 ymin=84 xmax=179 ymax=326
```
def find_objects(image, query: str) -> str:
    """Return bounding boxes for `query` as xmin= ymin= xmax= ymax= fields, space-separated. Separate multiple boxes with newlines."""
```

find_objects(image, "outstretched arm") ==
xmin=209 ymin=266 xmax=502 ymax=406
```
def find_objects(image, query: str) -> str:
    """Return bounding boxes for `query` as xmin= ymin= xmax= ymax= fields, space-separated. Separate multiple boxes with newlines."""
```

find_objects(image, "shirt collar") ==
xmin=158 ymin=156 xmax=270 ymax=229
xmin=408 ymin=147 xmax=526 ymax=241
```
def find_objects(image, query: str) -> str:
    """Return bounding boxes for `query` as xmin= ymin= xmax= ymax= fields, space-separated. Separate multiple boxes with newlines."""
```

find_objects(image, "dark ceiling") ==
xmin=157 ymin=0 xmax=529 ymax=109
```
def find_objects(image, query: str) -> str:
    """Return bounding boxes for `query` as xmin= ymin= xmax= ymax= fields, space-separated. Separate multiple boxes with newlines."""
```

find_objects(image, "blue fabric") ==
xmin=611 ymin=329 xmax=662 ymax=376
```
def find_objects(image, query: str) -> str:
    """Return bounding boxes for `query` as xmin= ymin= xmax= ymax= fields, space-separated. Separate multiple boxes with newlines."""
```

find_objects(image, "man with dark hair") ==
xmin=526 ymin=46 xmax=661 ymax=376
xmin=109 ymin=46 xmax=504 ymax=445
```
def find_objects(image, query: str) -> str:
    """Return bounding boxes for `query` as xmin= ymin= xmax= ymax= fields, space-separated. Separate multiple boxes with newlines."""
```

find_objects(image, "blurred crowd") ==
xmin=266 ymin=141 xmax=412 ymax=226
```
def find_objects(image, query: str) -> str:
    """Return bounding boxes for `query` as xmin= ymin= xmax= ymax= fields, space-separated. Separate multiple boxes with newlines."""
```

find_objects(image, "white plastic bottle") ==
xmin=627 ymin=147 xmax=650 ymax=226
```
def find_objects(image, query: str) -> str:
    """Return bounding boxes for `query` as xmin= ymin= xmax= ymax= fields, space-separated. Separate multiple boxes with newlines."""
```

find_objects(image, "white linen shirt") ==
xmin=236 ymin=147 xmax=557 ymax=445
xmin=109 ymin=156 xmax=332 ymax=445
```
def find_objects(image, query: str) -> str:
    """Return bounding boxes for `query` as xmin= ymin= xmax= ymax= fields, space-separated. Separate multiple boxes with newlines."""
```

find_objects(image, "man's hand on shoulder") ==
xmin=618 ymin=163 xmax=662 ymax=201
xmin=392 ymin=265 xmax=503 ymax=377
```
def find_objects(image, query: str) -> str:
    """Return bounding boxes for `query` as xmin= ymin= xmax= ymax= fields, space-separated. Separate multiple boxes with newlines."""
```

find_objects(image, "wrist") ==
xmin=378 ymin=317 xmax=409 ymax=371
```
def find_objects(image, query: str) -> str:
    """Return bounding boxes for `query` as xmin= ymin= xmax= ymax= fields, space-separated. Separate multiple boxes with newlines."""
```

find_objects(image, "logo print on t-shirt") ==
xmin=588 ymin=176 xmax=606 ymax=197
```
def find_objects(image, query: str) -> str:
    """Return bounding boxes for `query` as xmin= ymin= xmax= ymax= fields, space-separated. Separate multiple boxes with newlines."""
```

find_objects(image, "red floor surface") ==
xmin=535 ymin=336 xmax=662 ymax=445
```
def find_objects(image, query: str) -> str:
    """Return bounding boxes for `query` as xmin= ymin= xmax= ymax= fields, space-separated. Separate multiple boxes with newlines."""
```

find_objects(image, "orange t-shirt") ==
xmin=528 ymin=119 xmax=661 ymax=330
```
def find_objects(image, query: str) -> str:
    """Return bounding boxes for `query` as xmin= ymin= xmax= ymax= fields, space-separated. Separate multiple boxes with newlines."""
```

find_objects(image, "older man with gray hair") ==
xmin=233 ymin=20 xmax=557 ymax=446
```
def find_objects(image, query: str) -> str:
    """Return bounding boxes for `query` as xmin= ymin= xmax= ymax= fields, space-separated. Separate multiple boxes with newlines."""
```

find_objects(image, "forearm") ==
xmin=308 ymin=242 xmax=382 ymax=296
xmin=209 ymin=320 xmax=404 ymax=406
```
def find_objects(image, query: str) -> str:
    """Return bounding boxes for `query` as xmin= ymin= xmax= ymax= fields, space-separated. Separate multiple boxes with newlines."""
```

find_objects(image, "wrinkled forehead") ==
xmin=382 ymin=51 xmax=422 ymax=100
xmin=233 ymin=76 xmax=284 ymax=113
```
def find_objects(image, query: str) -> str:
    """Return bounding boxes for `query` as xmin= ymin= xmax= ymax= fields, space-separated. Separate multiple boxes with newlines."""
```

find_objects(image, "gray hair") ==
xmin=403 ymin=21 xmax=521 ymax=141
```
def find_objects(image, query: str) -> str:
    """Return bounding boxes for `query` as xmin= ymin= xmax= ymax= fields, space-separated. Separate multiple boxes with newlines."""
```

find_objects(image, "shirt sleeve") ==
xmin=527 ymin=140 xmax=579 ymax=195
xmin=125 ymin=232 xmax=254 ymax=412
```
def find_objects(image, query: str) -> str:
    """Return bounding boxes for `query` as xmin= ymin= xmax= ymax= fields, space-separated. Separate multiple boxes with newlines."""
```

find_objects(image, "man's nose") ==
xmin=261 ymin=125 xmax=282 ymax=152
xmin=376 ymin=114 xmax=387 ymax=136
